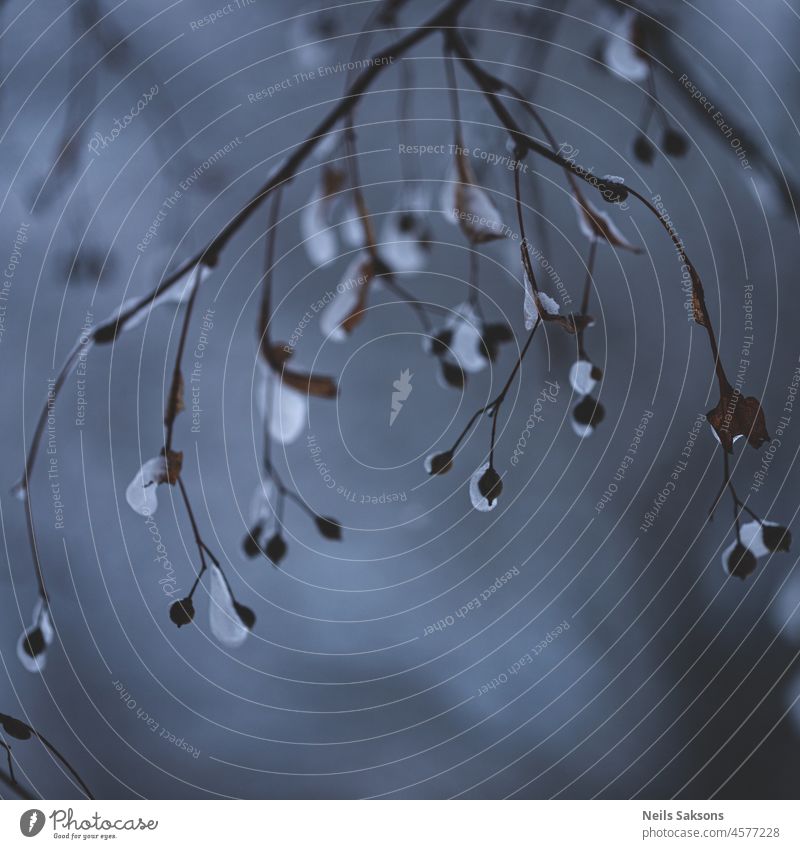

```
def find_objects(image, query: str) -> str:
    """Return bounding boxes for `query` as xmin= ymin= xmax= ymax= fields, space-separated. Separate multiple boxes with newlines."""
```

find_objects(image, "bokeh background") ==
xmin=1 ymin=0 xmax=800 ymax=799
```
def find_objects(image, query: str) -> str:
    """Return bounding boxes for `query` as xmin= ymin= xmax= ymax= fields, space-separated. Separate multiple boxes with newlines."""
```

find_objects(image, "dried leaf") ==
xmin=684 ymin=261 xmax=710 ymax=327
xmin=301 ymin=166 xmax=346 ymax=267
xmin=163 ymin=449 xmax=183 ymax=485
xmin=573 ymin=196 xmax=640 ymax=252
xmin=281 ymin=366 xmax=337 ymax=399
xmin=442 ymin=155 xmax=507 ymax=244
xmin=319 ymin=255 xmax=376 ymax=340
xmin=706 ymin=391 xmax=769 ymax=453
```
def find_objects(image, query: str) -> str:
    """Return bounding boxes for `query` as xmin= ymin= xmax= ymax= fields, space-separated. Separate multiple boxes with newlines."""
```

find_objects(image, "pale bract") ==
xmin=469 ymin=462 xmax=499 ymax=513
xmin=524 ymin=284 xmax=559 ymax=329
xmin=126 ymin=455 xmax=169 ymax=515
xmin=320 ymin=285 xmax=362 ymax=342
xmin=739 ymin=520 xmax=781 ymax=558
xmin=440 ymin=161 xmax=506 ymax=243
xmin=573 ymin=197 xmax=638 ymax=251
xmin=604 ymin=11 xmax=649 ymax=82
xmin=523 ymin=283 xmax=537 ymax=330
xmin=340 ymin=199 xmax=366 ymax=248
xmin=208 ymin=564 xmax=250 ymax=648
xmin=570 ymin=418 xmax=593 ymax=439
xmin=319 ymin=255 xmax=372 ymax=342
xmin=379 ymin=206 xmax=430 ymax=273
xmin=301 ymin=187 xmax=339 ymax=267
xmin=256 ymin=360 xmax=306 ymax=445
xmin=706 ymin=423 xmax=743 ymax=447
xmin=445 ymin=302 xmax=487 ymax=374
xmin=290 ymin=12 xmax=340 ymax=67
xmin=249 ymin=476 xmax=279 ymax=528
xmin=570 ymin=360 xmax=597 ymax=396
xmin=104 ymin=263 xmax=212 ymax=336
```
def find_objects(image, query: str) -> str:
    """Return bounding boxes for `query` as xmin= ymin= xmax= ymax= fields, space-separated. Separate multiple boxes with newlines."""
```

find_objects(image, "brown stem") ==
xmin=258 ymin=185 xmax=284 ymax=356
xmin=90 ymin=0 xmax=471 ymax=345
xmin=578 ymin=238 xmax=598 ymax=357
xmin=449 ymin=317 xmax=541 ymax=457
xmin=344 ymin=128 xmax=380 ymax=260
xmin=625 ymin=186 xmax=731 ymax=395
xmin=177 ymin=477 xmax=208 ymax=576
xmin=450 ymin=31 xmax=732 ymax=397
xmin=164 ymin=274 xmax=201 ymax=454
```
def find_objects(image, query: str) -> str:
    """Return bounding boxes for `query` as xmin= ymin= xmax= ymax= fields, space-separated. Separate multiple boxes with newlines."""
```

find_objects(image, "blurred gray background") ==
xmin=1 ymin=0 xmax=800 ymax=798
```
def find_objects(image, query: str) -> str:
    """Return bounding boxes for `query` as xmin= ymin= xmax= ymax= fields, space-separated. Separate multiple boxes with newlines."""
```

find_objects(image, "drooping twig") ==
xmin=15 ymin=0 xmax=473 ymax=596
